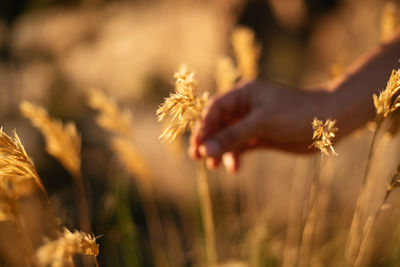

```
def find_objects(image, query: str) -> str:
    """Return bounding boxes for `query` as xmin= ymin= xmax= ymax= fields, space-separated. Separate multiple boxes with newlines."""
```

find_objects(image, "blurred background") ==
xmin=1 ymin=0 xmax=400 ymax=266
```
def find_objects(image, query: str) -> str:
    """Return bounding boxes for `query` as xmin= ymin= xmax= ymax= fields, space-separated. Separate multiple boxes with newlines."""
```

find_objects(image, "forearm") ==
xmin=324 ymin=31 xmax=400 ymax=138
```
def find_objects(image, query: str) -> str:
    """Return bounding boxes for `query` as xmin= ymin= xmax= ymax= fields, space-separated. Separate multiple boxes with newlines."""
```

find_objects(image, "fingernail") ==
xmin=223 ymin=154 xmax=235 ymax=173
xmin=199 ymin=140 xmax=221 ymax=157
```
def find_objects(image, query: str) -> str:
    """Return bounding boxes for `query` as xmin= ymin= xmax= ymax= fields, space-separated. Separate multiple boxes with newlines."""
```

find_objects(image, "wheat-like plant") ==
xmin=345 ymin=69 xmax=400 ymax=266
xmin=373 ymin=69 xmax=400 ymax=122
xmin=215 ymin=57 xmax=239 ymax=93
xmin=36 ymin=227 xmax=99 ymax=267
xmin=157 ymin=65 xmax=208 ymax=142
xmin=88 ymin=89 xmax=133 ymax=138
xmin=381 ymin=2 xmax=399 ymax=42
xmin=157 ymin=65 xmax=217 ymax=265
xmin=110 ymin=137 xmax=151 ymax=183
xmin=89 ymin=89 xmax=169 ymax=266
xmin=20 ymin=102 xmax=91 ymax=232
xmin=310 ymin=118 xmax=338 ymax=157
xmin=231 ymin=26 xmax=261 ymax=80
xmin=0 ymin=128 xmax=46 ymax=196
xmin=20 ymin=102 xmax=81 ymax=176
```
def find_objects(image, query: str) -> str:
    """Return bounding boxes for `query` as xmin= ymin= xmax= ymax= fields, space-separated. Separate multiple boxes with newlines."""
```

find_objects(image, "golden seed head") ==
xmin=231 ymin=26 xmax=261 ymax=80
xmin=215 ymin=57 xmax=239 ymax=93
xmin=157 ymin=65 xmax=208 ymax=142
xmin=88 ymin=89 xmax=134 ymax=138
xmin=36 ymin=227 xmax=99 ymax=267
xmin=0 ymin=185 xmax=18 ymax=222
xmin=20 ymin=102 xmax=82 ymax=176
xmin=310 ymin=118 xmax=338 ymax=157
xmin=373 ymin=69 xmax=400 ymax=121
xmin=0 ymin=128 xmax=45 ymax=196
xmin=381 ymin=2 xmax=398 ymax=42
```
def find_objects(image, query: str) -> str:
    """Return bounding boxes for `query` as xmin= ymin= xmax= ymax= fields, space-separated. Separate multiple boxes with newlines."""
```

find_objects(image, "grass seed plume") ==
xmin=310 ymin=118 xmax=338 ymax=156
xmin=88 ymin=89 xmax=134 ymax=138
xmin=36 ymin=227 xmax=99 ymax=267
xmin=231 ymin=26 xmax=261 ymax=80
xmin=157 ymin=65 xmax=208 ymax=142
xmin=373 ymin=69 xmax=400 ymax=122
xmin=381 ymin=2 xmax=399 ymax=42
xmin=0 ymin=128 xmax=45 ymax=195
xmin=20 ymin=102 xmax=82 ymax=176
xmin=215 ymin=57 xmax=239 ymax=92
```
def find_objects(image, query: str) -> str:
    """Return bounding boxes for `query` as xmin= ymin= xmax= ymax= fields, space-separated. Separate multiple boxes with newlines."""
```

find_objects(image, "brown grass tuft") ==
xmin=20 ymin=102 xmax=82 ymax=176
xmin=36 ymin=227 xmax=99 ymax=267
xmin=157 ymin=65 xmax=208 ymax=142
xmin=231 ymin=26 xmax=261 ymax=80
xmin=88 ymin=89 xmax=133 ymax=138
xmin=0 ymin=128 xmax=45 ymax=195
xmin=381 ymin=2 xmax=399 ymax=42
xmin=215 ymin=57 xmax=239 ymax=92
xmin=310 ymin=118 xmax=338 ymax=157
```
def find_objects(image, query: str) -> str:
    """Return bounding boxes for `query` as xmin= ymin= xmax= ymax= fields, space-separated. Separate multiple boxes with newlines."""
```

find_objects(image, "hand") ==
xmin=189 ymin=79 xmax=331 ymax=172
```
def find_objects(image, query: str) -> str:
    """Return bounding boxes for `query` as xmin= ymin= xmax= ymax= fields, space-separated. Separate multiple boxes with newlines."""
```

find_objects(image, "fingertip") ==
xmin=206 ymin=157 xmax=221 ymax=170
xmin=223 ymin=153 xmax=240 ymax=174
xmin=188 ymin=145 xmax=201 ymax=159
xmin=199 ymin=140 xmax=222 ymax=158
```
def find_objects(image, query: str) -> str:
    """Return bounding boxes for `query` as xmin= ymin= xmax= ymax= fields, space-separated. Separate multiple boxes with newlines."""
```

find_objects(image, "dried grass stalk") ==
xmin=0 ymin=128 xmax=45 ymax=195
xmin=381 ymin=2 xmax=399 ymax=42
xmin=88 ymin=89 xmax=133 ymax=138
xmin=20 ymin=102 xmax=81 ymax=176
xmin=373 ymin=69 xmax=400 ymax=122
xmin=36 ymin=227 xmax=99 ymax=267
xmin=215 ymin=57 xmax=239 ymax=93
xmin=110 ymin=137 xmax=151 ymax=184
xmin=310 ymin=118 xmax=338 ymax=157
xmin=231 ymin=26 xmax=261 ymax=80
xmin=157 ymin=65 xmax=217 ymax=264
xmin=157 ymin=65 xmax=208 ymax=142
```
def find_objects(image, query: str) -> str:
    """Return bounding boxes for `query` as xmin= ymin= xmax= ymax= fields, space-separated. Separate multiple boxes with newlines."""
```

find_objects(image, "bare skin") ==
xmin=189 ymin=31 xmax=400 ymax=172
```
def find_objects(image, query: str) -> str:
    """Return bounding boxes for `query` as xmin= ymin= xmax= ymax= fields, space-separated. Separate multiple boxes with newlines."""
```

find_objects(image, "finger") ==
xmin=222 ymin=152 xmax=240 ymax=173
xmin=199 ymin=111 xmax=261 ymax=158
xmin=206 ymin=157 xmax=222 ymax=170
xmin=197 ymin=87 xmax=251 ymax=144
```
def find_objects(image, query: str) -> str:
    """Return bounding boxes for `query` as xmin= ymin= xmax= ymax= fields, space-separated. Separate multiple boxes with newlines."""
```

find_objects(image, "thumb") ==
xmin=199 ymin=111 xmax=261 ymax=158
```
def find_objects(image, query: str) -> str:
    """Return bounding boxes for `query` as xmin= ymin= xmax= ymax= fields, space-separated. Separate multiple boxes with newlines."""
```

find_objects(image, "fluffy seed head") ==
xmin=381 ymin=2 xmax=398 ymax=42
xmin=157 ymin=65 xmax=208 ymax=142
xmin=20 ymin=102 xmax=81 ymax=176
xmin=0 ymin=185 xmax=17 ymax=222
xmin=88 ymin=89 xmax=133 ymax=137
xmin=36 ymin=227 xmax=99 ymax=267
xmin=0 ymin=128 xmax=45 ymax=196
xmin=310 ymin=118 xmax=338 ymax=156
xmin=215 ymin=57 xmax=239 ymax=92
xmin=231 ymin=26 xmax=261 ymax=80
xmin=373 ymin=69 xmax=400 ymax=121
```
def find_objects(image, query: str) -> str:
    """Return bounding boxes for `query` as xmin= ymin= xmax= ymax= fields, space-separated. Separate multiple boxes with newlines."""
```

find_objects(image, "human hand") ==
xmin=189 ymin=79 xmax=331 ymax=172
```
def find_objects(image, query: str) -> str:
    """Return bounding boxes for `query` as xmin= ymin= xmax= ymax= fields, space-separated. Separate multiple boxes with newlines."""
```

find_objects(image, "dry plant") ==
xmin=88 ymin=89 xmax=167 ymax=266
xmin=231 ymin=26 xmax=261 ymax=80
xmin=157 ymin=65 xmax=209 ymax=142
xmin=309 ymin=118 xmax=339 ymax=157
xmin=298 ymin=118 xmax=338 ymax=267
xmin=354 ymin=161 xmax=400 ymax=266
xmin=36 ymin=227 xmax=99 ymax=267
xmin=215 ymin=57 xmax=239 ymax=93
xmin=157 ymin=65 xmax=217 ymax=265
xmin=87 ymin=89 xmax=133 ymax=138
xmin=344 ymin=68 xmax=400 ymax=266
xmin=20 ymin=102 xmax=90 ymax=232
xmin=381 ymin=2 xmax=399 ymax=42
